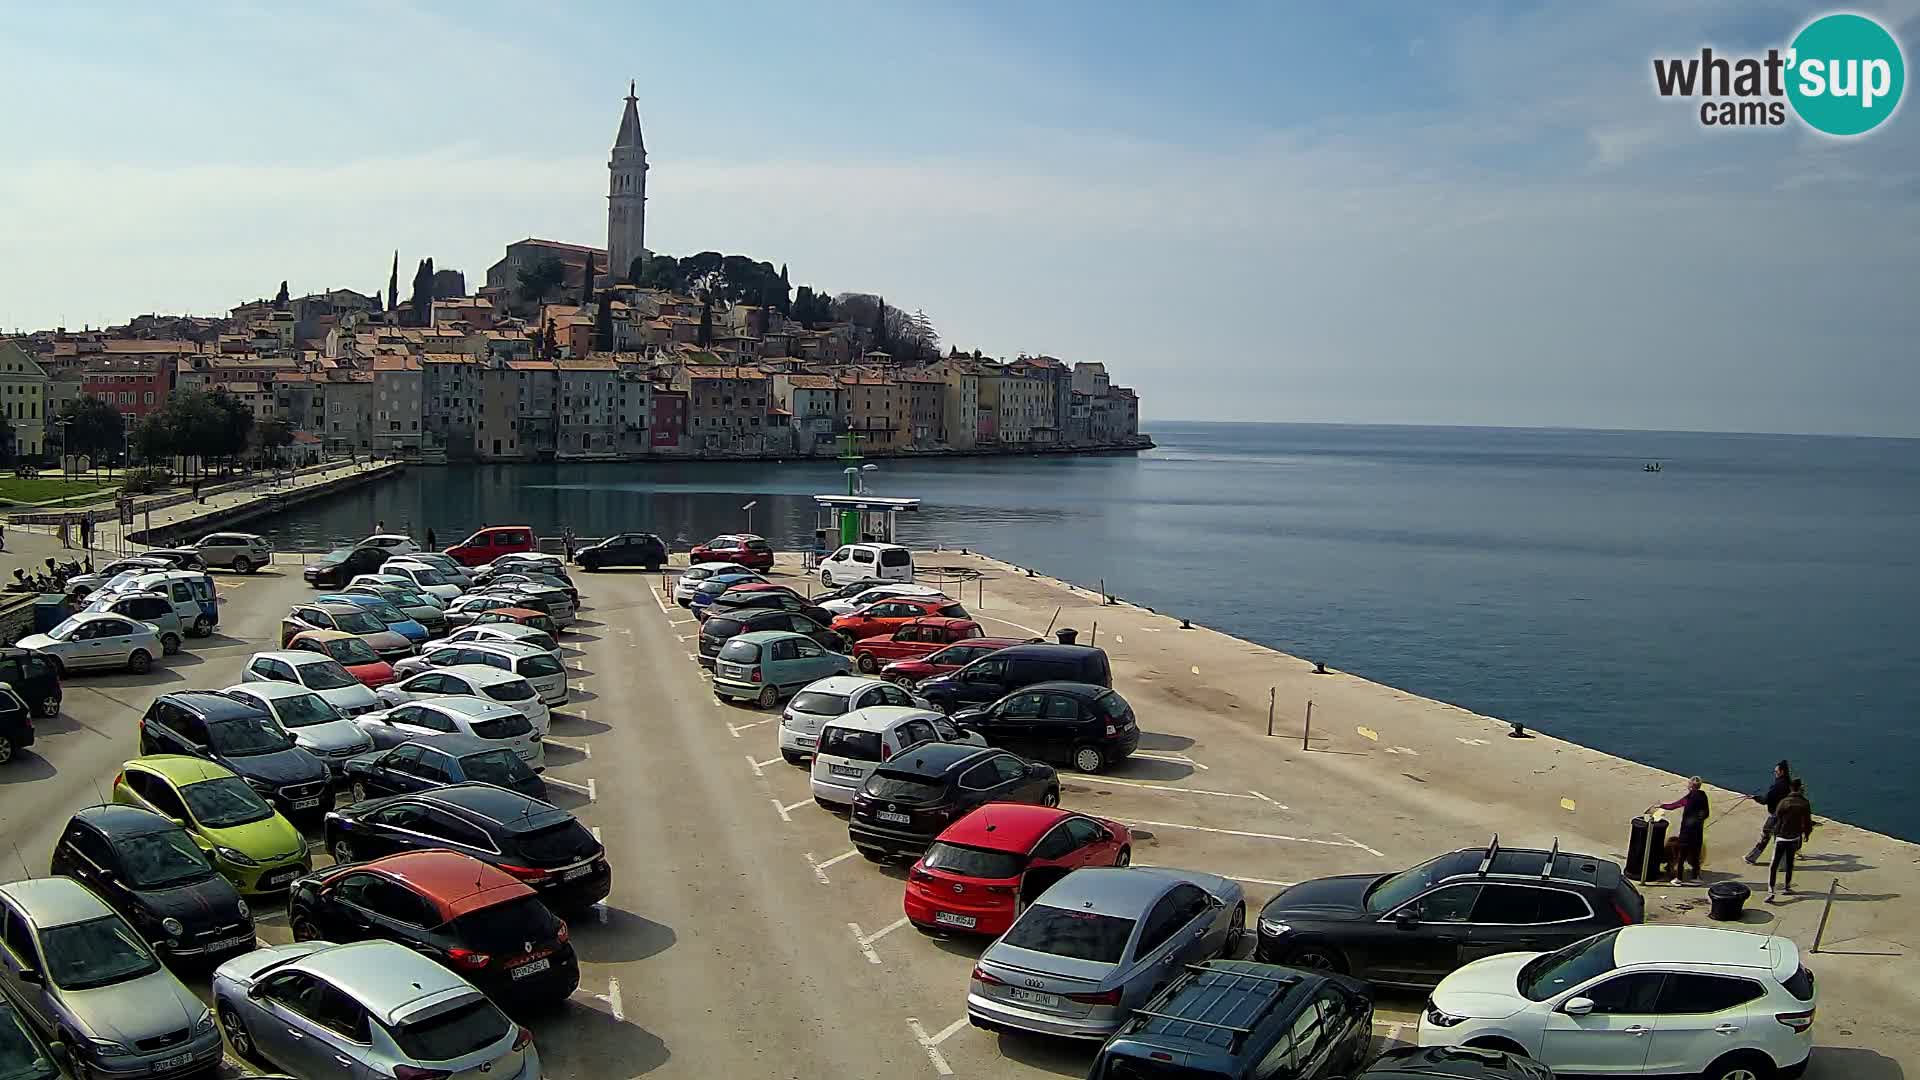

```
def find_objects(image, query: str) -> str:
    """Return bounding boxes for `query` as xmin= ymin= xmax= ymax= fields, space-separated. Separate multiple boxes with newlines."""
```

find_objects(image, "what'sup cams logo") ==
xmin=1653 ymin=12 xmax=1905 ymax=136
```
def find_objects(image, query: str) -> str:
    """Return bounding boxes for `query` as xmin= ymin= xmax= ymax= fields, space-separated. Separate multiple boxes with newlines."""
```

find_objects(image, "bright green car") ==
xmin=112 ymin=755 xmax=311 ymax=895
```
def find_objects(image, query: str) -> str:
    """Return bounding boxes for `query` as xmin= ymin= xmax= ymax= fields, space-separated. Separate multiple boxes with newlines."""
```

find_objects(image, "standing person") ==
xmin=426 ymin=527 xmax=437 ymax=551
xmin=1746 ymin=760 xmax=1793 ymax=865
xmin=563 ymin=527 xmax=577 ymax=563
xmin=1651 ymin=776 xmax=1710 ymax=885
xmin=58 ymin=516 xmax=71 ymax=549
xmin=1768 ymin=780 xmax=1814 ymax=901
xmin=375 ymin=519 xmax=386 ymax=535
xmin=80 ymin=514 xmax=93 ymax=551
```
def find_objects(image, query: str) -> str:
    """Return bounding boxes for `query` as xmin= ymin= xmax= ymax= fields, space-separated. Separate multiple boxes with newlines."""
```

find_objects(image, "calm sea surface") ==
xmin=256 ymin=424 xmax=1920 ymax=841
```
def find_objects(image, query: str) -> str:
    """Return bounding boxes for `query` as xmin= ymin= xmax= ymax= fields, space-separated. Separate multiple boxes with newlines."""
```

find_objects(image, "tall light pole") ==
xmin=742 ymin=500 xmax=757 ymax=534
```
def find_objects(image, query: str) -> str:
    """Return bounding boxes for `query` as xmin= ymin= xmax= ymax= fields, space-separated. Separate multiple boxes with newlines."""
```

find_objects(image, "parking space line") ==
xmin=589 ymin=978 xmax=626 ymax=1021
xmin=1132 ymin=750 xmax=1208 ymax=770
xmin=747 ymin=755 xmax=766 ymax=777
xmin=752 ymin=755 xmax=784 ymax=770
xmin=781 ymin=797 xmax=810 ymax=814
xmin=772 ymin=798 xmax=792 ymax=823
xmin=544 ymin=739 xmax=591 ymax=758
xmin=545 ymin=776 xmax=596 ymax=801
xmin=650 ymin=584 xmax=669 ymax=615
xmin=590 ymin=828 xmax=609 ymax=924
xmin=806 ymin=849 xmax=855 ymax=883
xmin=727 ymin=718 xmax=777 ymax=738
xmin=973 ymin=613 xmax=1045 ymax=637
xmin=847 ymin=919 xmax=904 ymax=965
xmin=1141 ymin=864 xmax=1295 ymax=889
xmin=1125 ymin=819 xmax=1361 ymax=849
xmin=1336 ymin=831 xmax=1388 ymax=858
xmin=1081 ymin=775 xmax=1280 ymax=804
xmin=906 ymin=1018 xmax=957 ymax=1076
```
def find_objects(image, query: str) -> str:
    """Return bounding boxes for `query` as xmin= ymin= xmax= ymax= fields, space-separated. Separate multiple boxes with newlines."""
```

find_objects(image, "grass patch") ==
xmin=0 ymin=476 xmax=119 ymax=504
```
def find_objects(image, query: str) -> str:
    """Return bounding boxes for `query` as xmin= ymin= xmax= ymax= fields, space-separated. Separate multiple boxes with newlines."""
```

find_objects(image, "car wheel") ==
xmin=0 ymin=735 xmax=14 ymax=766
xmin=1230 ymin=901 xmax=1246 ymax=931
xmin=291 ymin=915 xmax=320 ymax=942
xmin=1040 ymin=787 xmax=1060 ymax=807
xmin=1284 ymin=942 xmax=1349 ymax=974
xmin=219 ymin=1005 xmax=259 ymax=1064
xmin=351 ymin=782 xmax=369 ymax=804
xmin=233 ymin=556 xmax=252 ymax=574
xmin=38 ymin=695 xmax=59 ymax=718
xmin=161 ymin=633 xmax=181 ymax=656
xmin=126 ymin=650 xmax=152 ymax=674
xmin=1115 ymin=845 xmax=1131 ymax=867
xmin=856 ymin=652 xmax=879 ymax=674
xmin=1703 ymin=1052 xmax=1775 ymax=1080
xmin=756 ymin=685 xmax=779 ymax=709
xmin=192 ymin=615 xmax=211 ymax=637
xmin=332 ymin=839 xmax=355 ymax=863
xmin=1073 ymin=745 xmax=1105 ymax=773
xmin=1463 ymin=1037 xmax=1530 ymax=1058
xmin=60 ymin=1030 xmax=97 ymax=1080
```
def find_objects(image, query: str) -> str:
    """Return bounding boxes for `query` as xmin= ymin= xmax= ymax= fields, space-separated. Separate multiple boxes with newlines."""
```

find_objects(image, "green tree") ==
xmin=777 ymin=264 xmax=791 ymax=316
xmin=581 ymin=251 xmax=596 ymax=306
xmin=0 ymin=414 xmax=15 ymax=465
xmin=594 ymin=293 xmax=614 ymax=351
xmin=59 ymin=397 xmax=127 ymax=465
xmin=387 ymin=250 xmax=399 ymax=312
xmin=409 ymin=258 xmax=434 ymax=326
xmin=252 ymin=418 xmax=293 ymax=466
xmin=517 ymin=256 xmax=567 ymax=305
xmin=131 ymin=413 xmax=173 ymax=465
xmin=274 ymin=281 xmax=289 ymax=310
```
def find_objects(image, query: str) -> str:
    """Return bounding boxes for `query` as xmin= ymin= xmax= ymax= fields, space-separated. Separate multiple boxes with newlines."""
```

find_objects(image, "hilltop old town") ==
xmin=0 ymin=85 xmax=1145 ymax=468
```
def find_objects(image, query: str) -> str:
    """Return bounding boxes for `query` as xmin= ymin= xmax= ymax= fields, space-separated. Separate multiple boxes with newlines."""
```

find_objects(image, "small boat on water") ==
xmin=1643 ymin=461 xmax=1663 ymax=472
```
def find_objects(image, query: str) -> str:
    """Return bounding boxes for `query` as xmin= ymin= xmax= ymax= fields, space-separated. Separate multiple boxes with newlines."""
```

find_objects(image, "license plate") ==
xmin=154 ymin=1052 xmax=194 ymax=1070
xmin=292 ymin=797 xmax=321 ymax=809
xmin=1008 ymin=987 xmax=1058 ymax=1008
xmin=797 ymin=736 xmax=817 ymax=749
xmin=511 ymin=957 xmax=552 ymax=979
xmin=829 ymin=763 xmax=863 ymax=778
xmin=877 ymin=810 xmax=912 ymax=825
xmin=262 ymin=869 xmax=297 ymax=886
xmin=934 ymin=912 xmax=977 ymax=928
xmin=563 ymin=864 xmax=592 ymax=882
xmin=209 ymin=934 xmax=253 ymax=951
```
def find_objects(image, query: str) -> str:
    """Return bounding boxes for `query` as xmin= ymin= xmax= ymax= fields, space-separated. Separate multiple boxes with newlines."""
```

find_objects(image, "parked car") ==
xmin=279 ymin=602 xmax=416 ymax=663
xmin=673 ymin=561 xmax=754 ymax=605
xmin=0 ymin=991 xmax=69 ymax=1080
xmin=393 ymin=641 xmax=569 ymax=706
xmin=325 ymin=588 xmax=444 ymax=639
xmin=288 ymin=851 xmax=578 ymax=1005
xmin=443 ymin=622 xmax=560 ymax=657
xmin=967 ymin=867 xmax=1247 ymax=1040
xmin=916 ymin=642 xmax=1113 ymax=713
xmin=904 ymin=804 xmax=1131 ymax=936
xmin=575 ymin=531 xmax=667 ymax=571
xmin=698 ymin=609 xmax=845 ymax=668
xmin=212 ymin=939 xmax=541 ymax=1079
xmin=780 ymin=676 xmax=932 ymax=761
xmin=818 ymin=541 xmax=915 ymax=587
xmin=704 ymin=584 xmax=833 ymax=627
xmin=0 ymin=878 xmax=223 ymax=1078
xmin=100 ymin=570 xmax=218 ymax=636
xmin=135 ymin=547 xmax=209 ymax=572
xmin=686 ymin=572 xmax=766 ymax=614
xmin=441 ymin=593 xmax=527 ymax=630
xmin=0 ymin=647 xmax=64 ymax=718
xmin=1089 ymin=961 xmax=1375 ymax=1080
xmin=851 ymin=617 xmax=985 ymax=674
xmin=324 ymin=783 xmax=610 ymax=913
xmin=1358 ymin=1046 xmax=1557 ymax=1080
xmin=64 ymin=555 xmax=173 ymax=598
xmin=15 ymin=612 xmax=162 ymax=675
xmin=111 ymin=756 xmax=310 ymax=895
xmin=351 ymin=696 xmax=543 ymax=769
xmin=220 ymin=682 xmax=374 ymax=775
xmin=830 ymin=596 xmax=971 ymax=642
xmin=1255 ymin=838 xmax=1642 ymax=988
xmin=49 ymin=804 xmax=255 ymax=963
xmin=195 ymin=532 xmax=273 ymax=574
xmin=472 ymin=582 xmax=575 ymax=626
xmin=474 ymin=570 xmax=577 ymax=607
xmin=285 ymin=629 xmax=397 ymax=688
xmin=815 ymin=581 xmax=950 ymax=616
xmin=136 ymin=692 xmax=335 ymax=826
xmin=443 ymin=524 xmax=535 ymax=566
xmin=690 ymin=533 xmax=774 ymax=571
xmin=1418 ymin=925 xmax=1815 ymax=1080
xmin=811 ymin=706 xmax=983 ymax=807
xmin=376 ymin=560 xmax=463 ymax=602
xmin=387 ymin=550 xmax=472 ymax=589
xmin=808 ymin=576 xmax=892 ymax=611
xmin=468 ymin=606 xmax=561 ymax=637
xmin=0 ymin=684 xmax=33 ymax=765
xmin=485 ymin=551 xmax=567 ymax=574
xmin=955 ymin=681 xmax=1141 ymax=774
xmin=375 ymin=666 xmax=551 ymax=737
xmin=242 ymin=650 xmax=384 ymax=716
xmin=711 ymin=630 xmax=853 ymax=708
xmin=82 ymin=591 xmax=185 ymax=655
xmin=359 ymin=533 xmax=419 ymax=556
xmin=848 ymin=742 xmax=1059 ymax=861
xmin=343 ymin=733 xmax=547 ymax=802
xmin=302 ymin=545 xmax=391 ymax=589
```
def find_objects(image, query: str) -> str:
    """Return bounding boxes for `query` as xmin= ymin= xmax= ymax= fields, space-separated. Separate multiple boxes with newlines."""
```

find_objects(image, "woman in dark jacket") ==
xmin=1769 ymin=780 xmax=1814 ymax=901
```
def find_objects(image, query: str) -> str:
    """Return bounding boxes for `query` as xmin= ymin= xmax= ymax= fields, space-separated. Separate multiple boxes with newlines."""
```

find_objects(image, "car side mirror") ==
xmin=18 ymin=968 xmax=42 ymax=986
xmin=1394 ymin=908 xmax=1420 ymax=929
xmin=1027 ymin=763 xmax=1048 ymax=777
xmin=1563 ymin=996 xmax=1595 ymax=1017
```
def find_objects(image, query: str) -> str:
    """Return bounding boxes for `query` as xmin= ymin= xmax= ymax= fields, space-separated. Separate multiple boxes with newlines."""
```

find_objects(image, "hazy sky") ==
xmin=3 ymin=1 xmax=1916 ymax=435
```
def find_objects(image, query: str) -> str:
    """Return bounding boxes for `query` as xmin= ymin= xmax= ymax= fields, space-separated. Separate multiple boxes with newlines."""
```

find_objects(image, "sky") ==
xmin=2 ymin=1 xmax=1917 ymax=436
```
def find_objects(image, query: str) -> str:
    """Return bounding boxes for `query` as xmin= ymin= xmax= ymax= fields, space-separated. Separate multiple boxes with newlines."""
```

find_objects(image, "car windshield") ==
xmin=391 ymin=997 xmax=511 ymax=1063
xmin=117 ymin=829 xmax=215 ymax=888
xmin=321 ymin=549 xmax=352 ymax=565
xmin=470 ymin=713 xmax=532 ymax=740
xmin=361 ymin=600 xmax=406 ymax=622
xmin=1519 ymin=930 xmax=1620 ymax=1001
xmin=409 ymin=567 xmax=449 ymax=586
xmin=207 ymin=715 xmax=296 ymax=756
xmin=333 ymin=611 xmax=388 ymax=635
xmin=459 ymin=750 xmax=535 ymax=787
xmin=922 ymin=841 xmax=1026 ymax=880
xmin=1000 ymin=905 xmax=1135 ymax=965
xmin=324 ymin=637 xmax=382 ymax=665
xmin=299 ymin=660 xmax=360 ymax=690
xmin=392 ymin=591 xmax=435 ymax=609
xmin=450 ymin=896 xmax=563 ymax=952
xmin=181 ymin=777 xmax=275 ymax=828
xmin=44 ymin=618 xmax=83 ymax=642
xmin=518 ymin=654 xmax=564 ymax=678
xmin=790 ymin=691 xmax=850 ymax=717
xmin=268 ymin=692 xmax=339 ymax=729
xmin=39 ymin=915 xmax=161 ymax=991
xmin=484 ymin=680 xmax=534 ymax=703
xmin=1363 ymin=853 xmax=1455 ymax=913
xmin=0 ymin=1003 xmax=58 ymax=1080
xmin=717 ymin=640 xmax=760 ymax=663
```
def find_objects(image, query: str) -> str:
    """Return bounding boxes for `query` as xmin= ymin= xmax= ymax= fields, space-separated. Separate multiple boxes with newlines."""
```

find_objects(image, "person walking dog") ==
xmin=1746 ymin=760 xmax=1793 ymax=865
xmin=1768 ymin=780 xmax=1814 ymax=901
xmin=1652 ymin=776 xmax=1710 ymax=885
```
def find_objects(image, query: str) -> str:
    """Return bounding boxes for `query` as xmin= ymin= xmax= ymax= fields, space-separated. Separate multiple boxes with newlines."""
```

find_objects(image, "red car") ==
xmin=851 ymin=617 xmax=984 ymax=674
xmin=903 ymin=803 xmax=1132 ymax=936
xmin=830 ymin=595 xmax=969 ymax=642
xmin=880 ymin=637 xmax=1027 ymax=684
xmin=690 ymin=534 xmax=775 ymax=572
xmin=285 ymin=630 xmax=396 ymax=688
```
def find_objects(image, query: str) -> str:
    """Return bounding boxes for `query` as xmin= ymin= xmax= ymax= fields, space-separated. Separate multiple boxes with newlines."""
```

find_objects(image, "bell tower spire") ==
xmin=608 ymin=82 xmax=648 ymax=283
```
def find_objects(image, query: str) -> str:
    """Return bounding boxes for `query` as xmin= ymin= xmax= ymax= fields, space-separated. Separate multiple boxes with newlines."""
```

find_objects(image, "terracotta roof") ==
xmin=838 ymin=372 xmax=894 ymax=386
xmin=685 ymin=365 xmax=766 ymax=380
xmin=556 ymin=357 xmax=617 ymax=371
xmin=420 ymin=354 xmax=473 ymax=365
xmin=783 ymin=375 xmax=837 ymax=390
xmin=508 ymin=237 xmax=607 ymax=257
xmin=369 ymin=355 xmax=423 ymax=371
xmin=507 ymin=360 xmax=556 ymax=371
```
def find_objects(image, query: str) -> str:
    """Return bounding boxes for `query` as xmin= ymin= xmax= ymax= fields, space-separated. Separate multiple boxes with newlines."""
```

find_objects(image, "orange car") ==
xmin=830 ymin=595 xmax=970 ymax=642
xmin=286 ymin=629 xmax=396 ymax=688
xmin=470 ymin=606 xmax=562 ymax=637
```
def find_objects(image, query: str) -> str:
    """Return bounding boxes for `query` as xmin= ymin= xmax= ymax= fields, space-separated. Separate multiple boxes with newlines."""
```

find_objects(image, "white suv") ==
xmin=778 ymin=675 xmax=926 ymax=764
xmin=1420 ymin=925 xmax=1816 ymax=1080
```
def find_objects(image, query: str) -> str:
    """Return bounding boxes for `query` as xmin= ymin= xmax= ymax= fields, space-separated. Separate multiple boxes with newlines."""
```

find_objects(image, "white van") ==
xmin=819 ymin=543 xmax=914 ymax=588
xmin=809 ymin=706 xmax=982 ymax=807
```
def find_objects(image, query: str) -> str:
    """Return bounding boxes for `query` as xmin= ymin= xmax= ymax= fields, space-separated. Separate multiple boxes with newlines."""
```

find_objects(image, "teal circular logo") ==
xmin=1788 ymin=13 xmax=1905 ymax=136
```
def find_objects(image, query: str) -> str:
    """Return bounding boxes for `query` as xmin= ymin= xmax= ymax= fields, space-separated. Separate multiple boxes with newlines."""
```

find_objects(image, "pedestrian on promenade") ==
xmin=563 ymin=527 xmax=576 ymax=563
xmin=1768 ymin=780 xmax=1815 ymax=901
xmin=375 ymin=519 xmax=386 ymax=535
xmin=1651 ymin=776 xmax=1710 ymax=885
xmin=1745 ymin=760 xmax=1793 ymax=865
xmin=58 ymin=516 xmax=71 ymax=549
xmin=80 ymin=514 xmax=94 ymax=551
xmin=426 ymin=527 xmax=437 ymax=551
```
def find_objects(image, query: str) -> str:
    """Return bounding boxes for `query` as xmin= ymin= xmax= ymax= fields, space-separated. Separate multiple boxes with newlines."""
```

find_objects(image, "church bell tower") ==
xmin=607 ymin=81 xmax=648 ymax=283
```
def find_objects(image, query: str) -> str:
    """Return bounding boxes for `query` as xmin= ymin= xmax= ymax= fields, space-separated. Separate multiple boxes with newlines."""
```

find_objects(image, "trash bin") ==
xmin=1708 ymin=881 xmax=1751 ymax=921
xmin=1626 ymin=815 xmax=1669 ymax=882
xmin=32 ymin=594 xmax=71 ymax=634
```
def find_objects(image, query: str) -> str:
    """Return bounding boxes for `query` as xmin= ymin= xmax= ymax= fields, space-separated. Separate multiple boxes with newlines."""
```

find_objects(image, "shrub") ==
xmin=119 ymin=466 xmax=174 ymax=496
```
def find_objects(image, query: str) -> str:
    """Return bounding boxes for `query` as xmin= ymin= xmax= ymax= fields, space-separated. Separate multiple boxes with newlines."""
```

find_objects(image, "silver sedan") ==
xmin=966 ymin=867 xmax=1246 ymax=1039
xmin=15 ymin=612 xmax=164 ymax=675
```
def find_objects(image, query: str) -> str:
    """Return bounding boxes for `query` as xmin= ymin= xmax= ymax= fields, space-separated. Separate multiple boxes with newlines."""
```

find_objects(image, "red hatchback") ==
xmin=881 ymin=636 xmax=1027 ymax=684
xmin=831 ymin=595 xmax=969 ymax=642
xmin=903 ymin=804 xmax=1132 ymax=936
xmin=851 ymin=617 xmax=984 ymax=674
xmin=691 ymin=534 xmax=775 ymax=572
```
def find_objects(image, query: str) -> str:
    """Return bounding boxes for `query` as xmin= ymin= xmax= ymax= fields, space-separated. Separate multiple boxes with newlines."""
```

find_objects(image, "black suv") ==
xmin=323 ymin=783 xmax=611 ymax=914
xmin=698 ymin=609 xmax=845 ymax=666
xmin=848 ymin=742 xmax=1058 ymax=861
xmin=50 ymin=804 xmax=255 ymax=962
xmin=1090 ymin=960 xmax=1374 ymax=1080
xmin=953 ymin=681 xmax=1140 ymax=774
xmin=704 ymin=588 xmax=835 ymax=627
xmin=575 ymin=532 xmax=668 ymax=571
xmin=1356 ymin=1046 xmax=1557 ymax=1080
xmin=915 ymin=643 xmax=1112 ymax=713
xmin=303 ymin=545 xmax=391 ymax=588
xmin=0 ymin=684 xmax=33 ymax=765
xmin=1255 ymin=836 xmax=1642 ymax=988
xmin=0 ymin=646 xmax=63 ymax=717
xmin=343 ymin=733 xmax=547 ymax=802
xmin=138 ymin=692 xmax=334 ymax=826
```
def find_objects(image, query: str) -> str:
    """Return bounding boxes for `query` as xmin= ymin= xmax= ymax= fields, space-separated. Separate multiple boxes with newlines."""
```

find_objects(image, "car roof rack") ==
xmin=1475 ymin=833 xmax=1500 ymax=876
xmin=1541 ymin=837 xmax=1560 ymax=879
xmin=1126 ymin=964 xmax=1301 ymax=1053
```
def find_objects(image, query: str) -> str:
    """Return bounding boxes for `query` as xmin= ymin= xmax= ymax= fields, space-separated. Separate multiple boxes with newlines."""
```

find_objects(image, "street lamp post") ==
xmin=742 ymin=500 xmax=757 ymax=534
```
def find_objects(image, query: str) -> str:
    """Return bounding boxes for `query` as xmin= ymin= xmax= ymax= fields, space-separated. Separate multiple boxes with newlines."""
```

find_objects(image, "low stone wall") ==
xmin=0 ymin=594 xmax=43 ymax=648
